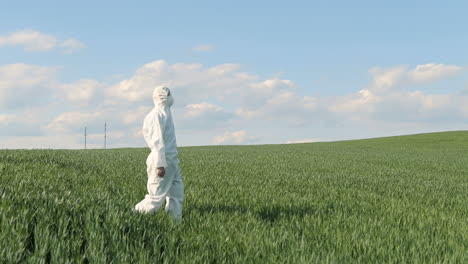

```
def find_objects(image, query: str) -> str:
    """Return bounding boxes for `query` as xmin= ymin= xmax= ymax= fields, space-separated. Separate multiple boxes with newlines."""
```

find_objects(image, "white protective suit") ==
xmin=134 ymin=86 xmax=184 ymax=219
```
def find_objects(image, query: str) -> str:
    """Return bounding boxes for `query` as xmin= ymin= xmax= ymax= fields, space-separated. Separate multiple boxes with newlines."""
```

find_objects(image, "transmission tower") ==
xmin=84 ymin=126 xmax=87 ymax=149
xmin=104 ymin=122 xmax=107 ymax=149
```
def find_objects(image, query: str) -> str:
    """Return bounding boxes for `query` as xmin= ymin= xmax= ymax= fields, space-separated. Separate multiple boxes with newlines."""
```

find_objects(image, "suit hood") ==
xmin=153 ymin=86 xmax=174 ymax=108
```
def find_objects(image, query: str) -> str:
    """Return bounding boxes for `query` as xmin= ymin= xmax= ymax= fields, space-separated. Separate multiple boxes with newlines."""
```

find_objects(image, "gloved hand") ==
xmin=157 ymin=167 xmax=166 ymax=177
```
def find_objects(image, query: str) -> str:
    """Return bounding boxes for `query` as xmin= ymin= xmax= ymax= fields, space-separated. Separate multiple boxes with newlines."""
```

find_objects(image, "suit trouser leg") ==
xmin=135 ymin=157 xmax=183 ymax=215
xmin=165 ymin=163 xmax=184 ymax=220
xmin=135 ymin=154 xmax=175 ymax=213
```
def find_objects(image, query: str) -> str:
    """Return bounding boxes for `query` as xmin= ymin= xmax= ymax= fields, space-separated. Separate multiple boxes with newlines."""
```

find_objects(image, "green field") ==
xmin=1 ymin=131 xmax=467 ymax=263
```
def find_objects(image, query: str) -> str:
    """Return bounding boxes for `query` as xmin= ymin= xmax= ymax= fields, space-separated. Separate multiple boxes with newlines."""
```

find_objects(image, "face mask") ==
xmin=166 ymin=95 xmax=174 ymax=107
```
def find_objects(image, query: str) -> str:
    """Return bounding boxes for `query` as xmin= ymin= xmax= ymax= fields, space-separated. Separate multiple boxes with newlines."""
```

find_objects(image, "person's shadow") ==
xmin=190 ymin=203 xmax=330 ymax=223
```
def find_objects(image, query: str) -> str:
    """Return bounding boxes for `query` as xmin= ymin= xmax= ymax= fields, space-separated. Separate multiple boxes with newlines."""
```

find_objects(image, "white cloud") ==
xmin=2 ymin=59 xmax=467 ymax=149
xmin=368 ymin=66 xmax=408 ymax=92
xmin=107 ymin=60 xmax=170 ymax=102
xmin=0 ymin=63 xmax=58 ymax=108
xmin=329 ymin=63 xmax=466 ymax=123
xmin=368 ymin=63 xmax=464 ymax=93
xmin=0 ymin=64 xmax=109 ymax=139
xmin=0 ymin=30 xmax=84 ymax=53
xmin=59 ymin=79 xmax=102 ymax=104
xmin=183 ymin=103 xmax=227 ymax=118
xmin=0 ymin=128 xmax=139 ymax=149
xmin=97 ymin=60 xmax=468 ymax=146
xmin=45 ymin=111 xmax=104 ymax=133
xmin=369 ymin=91 xmax=468 ymax=122
xmin=213 ymin=130 xmax=257 ymax=145
xmin=60 ymin=38 xmax=86 ymax=54
xmin=106 ymin=60 xmax=256 ymax=105
xmin=177 ymin=102 xmax=233 ymax=129
xmin=192 ymin=44 xmax=214 ymax=52
xmin=86 ymin=130 xmax=126 ymax=142
xmin=236 ymin=87 xmax=319 ymax=122
xmin=0 ymin=105 xmax=60 ymax=137
xmin=0 ymin=134 xmax=83 ymax=149
xmin=328 ymin=89 xmax=379 ymax=118
xmin=286 ymin=138 xmax=322 ymax=144
xmin=0 ymin=114 xmax=15 ymax=124
xmin=106 ymin=60 xmax=319 ymax=128
xmin=122 ymin=106 xmax=152 ymax=125
xmin=408 ymin=63 xmax=463 ymax=84
xmin=0 ymin=30 xmax=57 ymax=51
xmin=0 ymin=63 xmax=57 ymax=89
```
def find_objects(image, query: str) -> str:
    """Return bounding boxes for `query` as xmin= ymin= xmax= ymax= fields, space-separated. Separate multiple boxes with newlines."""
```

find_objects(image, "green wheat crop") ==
xmin=1 ymin=131 xmax=467 ymax=263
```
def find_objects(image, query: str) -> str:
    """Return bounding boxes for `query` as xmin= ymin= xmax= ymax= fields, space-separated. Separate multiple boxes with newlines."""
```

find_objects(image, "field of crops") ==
xmin=0 ymin=131 xmax=467 ymax=263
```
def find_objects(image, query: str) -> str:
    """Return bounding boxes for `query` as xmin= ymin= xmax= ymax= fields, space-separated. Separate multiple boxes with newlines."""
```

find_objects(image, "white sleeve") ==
xmin=142 ymin=111 xmax=167 ymax=168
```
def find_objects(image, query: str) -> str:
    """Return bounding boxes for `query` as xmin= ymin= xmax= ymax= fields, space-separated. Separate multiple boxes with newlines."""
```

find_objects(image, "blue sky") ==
xmin=1 ymin=1 xmax=467 ymax=148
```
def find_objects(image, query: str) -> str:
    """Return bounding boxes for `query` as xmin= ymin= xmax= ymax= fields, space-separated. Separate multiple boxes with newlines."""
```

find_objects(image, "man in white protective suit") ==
xmin=134 ymin=86 xmax=184 ymax=220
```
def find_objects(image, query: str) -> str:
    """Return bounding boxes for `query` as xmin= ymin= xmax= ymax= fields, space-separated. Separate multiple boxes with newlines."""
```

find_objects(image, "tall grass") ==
xmin=1 ymin=131 xmax=467 ymax=263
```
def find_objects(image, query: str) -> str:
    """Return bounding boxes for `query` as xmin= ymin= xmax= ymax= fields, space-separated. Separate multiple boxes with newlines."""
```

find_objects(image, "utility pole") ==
xmin=84 ymin=126 xmax=87 ymax=149
xmin=104 ymin=122 xmax=107 ymax=149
